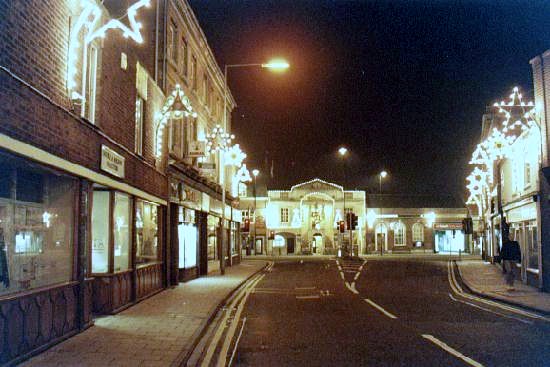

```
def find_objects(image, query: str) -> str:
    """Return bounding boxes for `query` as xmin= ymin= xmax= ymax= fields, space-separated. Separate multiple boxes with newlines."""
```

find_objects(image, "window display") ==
xmin=91 ymin=191 xmax=109 ymax=273
xmin=207 ymin=215 xmax=219 ymax=261
xmin=0 ymin=156 xmax=75 ymax=296
xmin=135 ymin=199 xmax=159 ymax=266
xmin=113 ymin=193 xmax=130 ymax=271
xmin=178 ymin=207 xmax=197 ymax=269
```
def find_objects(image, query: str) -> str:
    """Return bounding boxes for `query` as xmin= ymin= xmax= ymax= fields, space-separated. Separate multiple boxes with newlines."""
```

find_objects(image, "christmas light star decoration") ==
xmin=206 ymin=125 xmax=234 ymax=154
xmin=493 ymin=86 xmax=536 ymax=135
xmin=154 ymin=84 xmax=198 ymax=157
xmin=68 ymin=0 xmax=150 ymax=91
xmin=235 ymin=164 xmax=252 ymax=183
xmin=225 ymin=144 xmax=247 ymax=167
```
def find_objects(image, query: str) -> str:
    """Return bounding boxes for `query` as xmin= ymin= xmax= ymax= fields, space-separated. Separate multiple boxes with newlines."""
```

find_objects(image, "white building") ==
xmin=238 ymin=178 xmax=366 ymax=255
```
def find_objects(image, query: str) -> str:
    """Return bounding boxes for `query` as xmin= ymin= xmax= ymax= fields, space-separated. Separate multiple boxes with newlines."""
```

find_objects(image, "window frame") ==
xmin=412 ymin=222 xmax=424 ymax=243
xmin=135 ymin=97 xmax=144 ymax=156
xmin=393 ymin=222 xmax=406 ymax=246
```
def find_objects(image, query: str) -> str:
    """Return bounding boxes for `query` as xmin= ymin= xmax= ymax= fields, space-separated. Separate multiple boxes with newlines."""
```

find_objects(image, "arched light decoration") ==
xmin=225 ymin=144 xmax=247 ymax=167
xmin=493 ymin=86 xmax=536 ymax=135
xmin=155 ymin=84 xmax=198 ymax=157
xmin=206 ymin=124 xmax=234 ymax=154
xmin=232 ymin=164 xmax=252 ymax=196
xmin=68 ymin=0 xmax=151 ymax=91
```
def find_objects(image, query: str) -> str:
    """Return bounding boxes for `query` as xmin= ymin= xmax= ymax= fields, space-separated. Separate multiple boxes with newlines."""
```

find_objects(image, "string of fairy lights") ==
xmin=466 ymin=86 xmax=539 ymax=218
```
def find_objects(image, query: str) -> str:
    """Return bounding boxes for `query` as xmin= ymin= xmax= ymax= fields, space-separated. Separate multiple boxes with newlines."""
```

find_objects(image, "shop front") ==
xmin=168 ymin=179 xmax=201 ymax=283
xmin=433 ymin=223 xmax=466 ymax=254
xmin=0 ymin=150 xmax=93 ymax=364
xmin=90 ymin=188 xmax=164 ymax=314
xmin=505 ymin=200 xmax=540 ymax=286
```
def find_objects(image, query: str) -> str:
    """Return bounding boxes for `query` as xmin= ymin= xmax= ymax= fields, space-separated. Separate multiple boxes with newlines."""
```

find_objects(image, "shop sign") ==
xmin=100 ymin=145 xmax=125 ymax=178
xmin=199 ymin=162 xmax=216 ymax=170
xmin=182 ymin=186 xmax=200 ymax=205
xmin=187 ymin=141 xmax=206 ymax=157
xmin=433 ymin=223 xmax=462 ymax=230
xmin=506 ymin=202 xmax=536 ymax=223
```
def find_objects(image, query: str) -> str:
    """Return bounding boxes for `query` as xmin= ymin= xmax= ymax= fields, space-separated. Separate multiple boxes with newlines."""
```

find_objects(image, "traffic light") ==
xmin=346 ymin=213 xmax=352 ymax=230
xmin=243 ymin=218 xmax=250 ymax=232
xmin=339 ymin=221 xmax=345 ymax=233
xmin=269 ymin=230 xmax=275 ymax=240
xmin=351 ymin=213 xmax=358 ymax=230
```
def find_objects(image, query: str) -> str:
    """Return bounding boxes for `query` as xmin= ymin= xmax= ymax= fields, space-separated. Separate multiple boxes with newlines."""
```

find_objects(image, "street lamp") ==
xmin=206 ymin=125 xmax=234 ymax=275
xmin=252 ymin=169 xmax=260 ymax=255
xmin=222 ymin=58 xmax=289 ymax=257
xmin=338 ymin=147 xmax=348 ymax=256
xmin=379 ymin=170 xmax=388 ymax=194
xmin=378 ymin=170 xmax=388 ymax=256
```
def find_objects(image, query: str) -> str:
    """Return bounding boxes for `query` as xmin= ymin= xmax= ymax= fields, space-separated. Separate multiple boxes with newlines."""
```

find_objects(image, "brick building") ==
xmin=0 ymin=0 xmax=238 ymax=363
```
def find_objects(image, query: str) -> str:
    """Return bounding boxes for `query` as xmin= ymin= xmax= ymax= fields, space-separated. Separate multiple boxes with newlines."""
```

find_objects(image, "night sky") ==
xmin=189 ymin=0 xmax=550 ymax=198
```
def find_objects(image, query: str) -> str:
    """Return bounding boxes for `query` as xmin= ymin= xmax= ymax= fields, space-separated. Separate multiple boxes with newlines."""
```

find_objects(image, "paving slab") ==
xmin=456 ymin=260 xmax=550 ymax=314
xmin=19 ymin=260 xmax=267 ymax=367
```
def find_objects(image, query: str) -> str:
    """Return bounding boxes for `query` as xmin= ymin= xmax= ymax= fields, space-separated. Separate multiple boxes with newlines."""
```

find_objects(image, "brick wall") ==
xmin=0 ymin=0 xmax=167 ymax=199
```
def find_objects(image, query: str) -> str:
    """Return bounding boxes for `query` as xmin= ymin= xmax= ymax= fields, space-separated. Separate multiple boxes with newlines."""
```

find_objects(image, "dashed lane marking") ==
xmin=422 ymin=334 xmax=484 ymax=367
xmin=345 ymin=281 xmax=359 ymax=294
xmin=364 ymin=298 xmax=397 ymax=319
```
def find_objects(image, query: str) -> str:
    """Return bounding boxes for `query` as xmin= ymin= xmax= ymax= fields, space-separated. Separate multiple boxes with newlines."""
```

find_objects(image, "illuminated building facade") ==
xmin=365 ymin=195 xmax=470 ymax=254
xmin=0 ymin=0 xmax=240 ymax=362
xmin=466 ymin=83 xmax=545 ymax=290
xmin=239 ymin=179 xmax=366 ymax=255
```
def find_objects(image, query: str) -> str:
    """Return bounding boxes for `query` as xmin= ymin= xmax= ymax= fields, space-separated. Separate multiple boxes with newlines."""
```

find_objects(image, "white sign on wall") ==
xmin=100 ymin=145 xmax=125 ymax=178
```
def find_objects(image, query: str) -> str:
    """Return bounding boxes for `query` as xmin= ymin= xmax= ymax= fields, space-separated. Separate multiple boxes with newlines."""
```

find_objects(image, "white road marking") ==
xmin=364 ymin=298 xmax=397 ymax=319
xmin=354 ymin=272 xmax=361 ymax=281
xmin=295 ymin=286 xmax=316 ymax=290
xmin=228 ymin=317 xmax=247 ymax=367
xmin=447 ymin=261 xmax=549 ymax=322
xmin=296 ymin=295 xmax=320 ymax=300
xmin=201 ymin=271 xmax=266 ymax=367
xmin=216 ymin=275 xmax=265 ymax=367
xmin=340 ymin=272 xmax=345 ymax=280
xmin=344 ymin=270 xmax=358 ymax=273
xmin=421 ymin=334 xmax=484 ymax=367
xmin=448 ymin=293 xmax=533 ymax=325
xmin=345 ymin=281 xmax=359 ymax=294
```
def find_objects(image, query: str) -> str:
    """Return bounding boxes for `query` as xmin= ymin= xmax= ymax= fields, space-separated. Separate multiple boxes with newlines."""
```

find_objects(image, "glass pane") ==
xmin=1 ymin=162 xmax=75 ymax=296
xmin=135 ymin=200 xmax=158 ymax=266
xmin=92 ymin=191 xmax=110 ymax=273
xmin=113 ymin=193 xmax=130 ymax=272
xmin=207 ymin=215 xmax=219 ymax=260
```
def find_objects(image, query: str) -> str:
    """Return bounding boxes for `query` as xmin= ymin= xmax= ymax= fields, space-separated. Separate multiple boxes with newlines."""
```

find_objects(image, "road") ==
xmin=193 ymin=259 xmax=550 ymax=366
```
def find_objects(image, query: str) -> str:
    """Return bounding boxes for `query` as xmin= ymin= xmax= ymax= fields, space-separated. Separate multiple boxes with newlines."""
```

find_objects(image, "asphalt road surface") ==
xmin=198 ymin=259 xmax=550 ymax=367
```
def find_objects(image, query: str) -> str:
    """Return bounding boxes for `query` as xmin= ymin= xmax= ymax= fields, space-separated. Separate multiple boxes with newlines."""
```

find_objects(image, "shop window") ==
xmin=178 ymin=207 xmax=197 ymax=269
xmin=527 ymin=222 xmax=538 ymax=270
xmin=0 ymin=156 xmax=75 ymax=296
xmin=91 ymin=191 xmax=110 ymax=273
xmin=113 ymin=193 xmax=130 ymax=272
xmin=394 ymin=222 xmax=405 ymax=246
xmin=412 ymin=222 xmax=424 ymax=243
xmin=207 ymin=215 xmax=219 ymax=261
xmin=135 ymin=200 xmax=159 ymax=266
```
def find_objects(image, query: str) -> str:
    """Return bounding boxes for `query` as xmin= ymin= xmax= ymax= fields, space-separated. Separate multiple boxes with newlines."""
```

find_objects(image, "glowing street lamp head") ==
xmin=252 ymin=169 xmax=260 ymax=177
xmin=262 ymin=58 xmax=290 ymax=72
xmin=338 ymin=147 xmax=348 ymax=156
xmin=380 ymin=170 xmax=388 ymax=178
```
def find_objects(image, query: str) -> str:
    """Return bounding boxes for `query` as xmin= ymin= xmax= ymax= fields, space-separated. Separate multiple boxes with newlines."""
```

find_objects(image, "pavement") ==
xmin=455 ymin=259 xmax=550 ymax=315
xmin=19 ymin=260 xmax=267 ymax=367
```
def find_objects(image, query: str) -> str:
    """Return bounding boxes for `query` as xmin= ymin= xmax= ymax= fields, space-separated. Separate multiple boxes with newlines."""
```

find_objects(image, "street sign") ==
xmin=187 ymin=141 xmax=206 ymax=157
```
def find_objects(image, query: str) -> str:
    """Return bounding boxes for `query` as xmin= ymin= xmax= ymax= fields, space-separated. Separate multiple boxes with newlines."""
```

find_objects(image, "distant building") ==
xmin=365 ymin=195 xmax=470 ymax=254
xmin=238 ymin=178 xmax=366 ymax=255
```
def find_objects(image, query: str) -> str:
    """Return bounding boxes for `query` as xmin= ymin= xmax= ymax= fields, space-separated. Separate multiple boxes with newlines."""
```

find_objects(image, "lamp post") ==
xmin=379 ymin=170 xmax=388 ymax=256
xmin=252 ymin=169 xmax=259 ymax=255
xmin=338 ymin=147 xmax=348 ymax=256
xmin=206 ymin=125 xmax=234 ymax=275
xmin=221 ymin=58 xmax=288 ymax=257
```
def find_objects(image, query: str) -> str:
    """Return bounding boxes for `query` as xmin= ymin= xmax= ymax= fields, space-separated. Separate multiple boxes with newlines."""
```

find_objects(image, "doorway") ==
xmin=313 ymin=234 xmax=323 ymax=254
xmin=287 ymin=237 xmax=295 ymax=254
